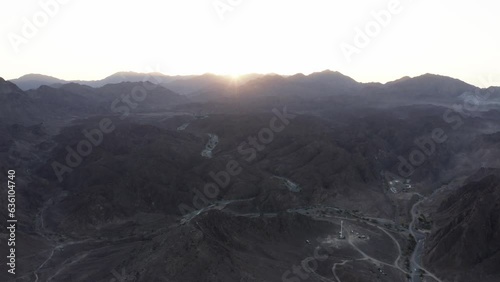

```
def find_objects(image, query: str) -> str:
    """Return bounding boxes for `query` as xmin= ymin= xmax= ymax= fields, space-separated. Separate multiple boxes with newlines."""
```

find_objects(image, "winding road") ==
xmin=409 ymin=196 xmax=443 ymax=282
xmin=178 ymin=189 xmax=447 ymax=282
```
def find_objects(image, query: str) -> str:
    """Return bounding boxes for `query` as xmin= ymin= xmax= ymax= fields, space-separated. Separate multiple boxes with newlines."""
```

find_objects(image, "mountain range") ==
xmin=0 ymin=70 xmax=499 ymax=282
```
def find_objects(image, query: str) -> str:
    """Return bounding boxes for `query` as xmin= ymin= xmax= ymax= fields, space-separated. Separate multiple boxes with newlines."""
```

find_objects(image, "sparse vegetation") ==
xmin=418 ymin=213 xmax=433 ymax=230
xmin=404 ymin=234 xmax=416 ymax=257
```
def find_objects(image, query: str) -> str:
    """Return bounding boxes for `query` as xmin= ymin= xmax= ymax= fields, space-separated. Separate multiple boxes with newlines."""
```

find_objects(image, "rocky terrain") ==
xmin=0 ymin=71 xmax=499 ymax=281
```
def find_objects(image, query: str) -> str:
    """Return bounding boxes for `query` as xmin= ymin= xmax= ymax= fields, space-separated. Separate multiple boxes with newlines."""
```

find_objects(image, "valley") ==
xmin=0 ymin=72 xmax=499 ymax=281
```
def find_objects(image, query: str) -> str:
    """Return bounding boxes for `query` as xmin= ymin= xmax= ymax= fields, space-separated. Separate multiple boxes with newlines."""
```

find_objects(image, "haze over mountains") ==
xmin=0 ymin=70 xmax=499 ymax=282
xmin=8 ymin=70 xmax=482 ymax=92
xmin=10 ymin=72 xmax=257 ymax=92
xmin=9 ymin=70 xmax=496 ymax=104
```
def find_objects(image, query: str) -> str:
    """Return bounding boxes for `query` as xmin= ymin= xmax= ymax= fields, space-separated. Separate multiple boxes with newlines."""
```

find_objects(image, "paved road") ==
xmin=409 ymin=196 xmax=443 ymax=282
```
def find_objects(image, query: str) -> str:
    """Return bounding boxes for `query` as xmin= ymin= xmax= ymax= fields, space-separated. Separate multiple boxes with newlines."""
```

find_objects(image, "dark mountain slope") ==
xmin=424 ymin=169 xmax=500 ymax=282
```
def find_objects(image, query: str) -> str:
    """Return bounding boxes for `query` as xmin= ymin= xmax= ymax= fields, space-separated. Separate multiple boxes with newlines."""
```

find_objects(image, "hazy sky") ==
xmin=1 ymin=0 xmax=499 ymax=87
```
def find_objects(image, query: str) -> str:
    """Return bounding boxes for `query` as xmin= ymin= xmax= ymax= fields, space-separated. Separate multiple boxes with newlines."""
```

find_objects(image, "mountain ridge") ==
xmin=8 ymin=70 xmax=491 ymax=91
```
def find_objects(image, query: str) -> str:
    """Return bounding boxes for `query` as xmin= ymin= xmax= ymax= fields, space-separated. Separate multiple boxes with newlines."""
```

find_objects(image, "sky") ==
xmin=1 ymin=0 xmax=499 ymax=87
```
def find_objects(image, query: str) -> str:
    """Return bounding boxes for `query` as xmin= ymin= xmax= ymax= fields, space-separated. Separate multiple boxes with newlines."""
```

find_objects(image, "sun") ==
xmin=227 ymin=73 xmax=242 ymax=83
xmin=230 ymin=73 xmax=241 ymax=80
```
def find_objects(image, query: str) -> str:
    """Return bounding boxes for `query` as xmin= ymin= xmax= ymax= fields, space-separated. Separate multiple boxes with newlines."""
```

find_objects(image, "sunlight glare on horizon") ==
xmin=1 ymin=0 xmax=499 ymax=87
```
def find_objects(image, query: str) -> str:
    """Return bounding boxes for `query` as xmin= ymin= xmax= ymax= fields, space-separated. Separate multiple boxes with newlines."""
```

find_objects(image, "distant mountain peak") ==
xmin=10 ymin=74 xmax=67 ymax=91
xmin=413 ymin=73 xmax=467 ymax=83
xmin=312 ymin=69 xmax=341 ymax=75
xmin=288 ymin=73 xmax=307 ymax=80
xmin=15 ymin=73 xmax=64 ymax=80
xmin=286 ymin=70 xmax=360 ymax=89
xmin=105 ymin=71 xmax=145 ymax=78
xmin=387 ymin=73 xmax=476 ymax=89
